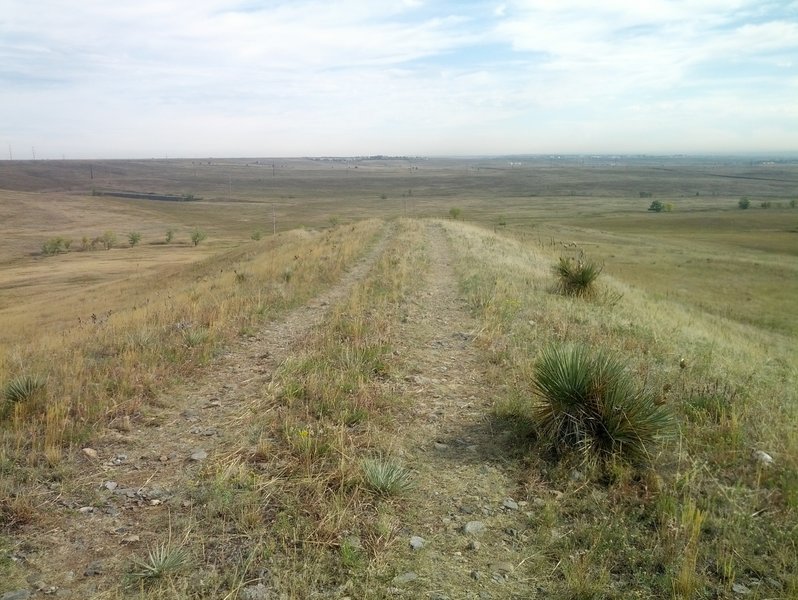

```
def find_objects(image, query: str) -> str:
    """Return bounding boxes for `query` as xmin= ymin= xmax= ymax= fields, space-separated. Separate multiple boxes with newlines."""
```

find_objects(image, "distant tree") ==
xmin=449 ymin=207 xmax=462 ymax=220
xmin=790 ymin=199 xmax=796 ymax=208
xmin=128 ymin=231 xmax=141 ymax=247
xmin=191 ymin=229 xmax=207 ymax=246
xmin=760 ymin=201 xmax=772 ymax=209
xmin=648 ymin=200 xmax=665 ymax=213
xmin=101 ymin=231 xmax=117 ymax=250
xmin=165 ymin=229 xmax=175 ymax=243
xmin=738 ymin=197 xmax=750 ymax=209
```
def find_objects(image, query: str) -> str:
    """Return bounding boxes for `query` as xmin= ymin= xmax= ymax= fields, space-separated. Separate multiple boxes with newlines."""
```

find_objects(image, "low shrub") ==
xmin=532 ymin=343 xmax=674 ymax=463
xmin=552 ymin=255 xmax=602 ymax=298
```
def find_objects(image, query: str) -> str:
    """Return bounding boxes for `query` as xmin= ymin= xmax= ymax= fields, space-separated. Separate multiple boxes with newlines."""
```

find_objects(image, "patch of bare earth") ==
xmin=385 ymin=222 xmax=536 ymax=600
xmin=9 ymin=225 xmax=393 ymax=598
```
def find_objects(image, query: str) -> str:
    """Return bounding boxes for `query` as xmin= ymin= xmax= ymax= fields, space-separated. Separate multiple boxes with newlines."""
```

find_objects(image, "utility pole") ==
xmin=8 ymin=145 xmax=12 ymax=160
xmin=272 ymin=203 xmax=276 ymax=235
xmin=31 ymin=146 xmax=36 ymax=160
xmin=272 ymin=161 xmax=275 ymax=177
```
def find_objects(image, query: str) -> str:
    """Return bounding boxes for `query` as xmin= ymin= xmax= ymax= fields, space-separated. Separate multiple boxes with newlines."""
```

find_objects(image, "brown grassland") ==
xmin=0 ymin=156 xmax=796 ymax=599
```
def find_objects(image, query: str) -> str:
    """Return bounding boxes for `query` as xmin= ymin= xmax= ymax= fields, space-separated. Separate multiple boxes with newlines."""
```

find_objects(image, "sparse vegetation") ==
xmin=100 ymin=230 xmax=116 ymax=250
xmin=739 ymin=196 xmax=750 ymax=209
xmin=250 ymin=230 xmax=262 ymax=240
xmin=128 ymin=231 xmax=141 ymax=246
xmin=128 ymin=542 xmax=192 ymax=582
xmin=41 ymin=237 xmax=66 ymax=256
xmin=3 ymin=374 xmax=46 ymax=404
xmin=165 ymin=228 xmax=175 ymax=243
xmin=449 ymin=207 xmax=461 ymax=220
xmin=648 ymin=199 xmax=665 ymax=212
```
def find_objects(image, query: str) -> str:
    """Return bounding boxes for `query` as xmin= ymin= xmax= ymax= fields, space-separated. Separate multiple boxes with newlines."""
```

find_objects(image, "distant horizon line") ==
xmin=2 ymin=151 xmax=798 ymax=162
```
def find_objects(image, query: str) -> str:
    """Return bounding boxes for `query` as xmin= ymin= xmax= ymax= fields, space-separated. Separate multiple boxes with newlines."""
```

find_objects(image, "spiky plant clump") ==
xmin=552 ymin=256 xmax=603 ymax=298
xmin=129 ymin=543 xmax=191 ymax=582
xmin=361 ymin=457 xmax=412 ymax=497
xmin=532 ymin=344 xmax=674 ymax=463
xmin=4 ymin=375 xmax=46 ymax=403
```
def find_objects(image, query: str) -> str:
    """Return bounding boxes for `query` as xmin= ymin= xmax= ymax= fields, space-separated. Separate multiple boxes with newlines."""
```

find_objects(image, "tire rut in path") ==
xmin=22 ymin=224 xmax=395 ymax=597
xmin=390 ymin=222 xmax=533 ymax=600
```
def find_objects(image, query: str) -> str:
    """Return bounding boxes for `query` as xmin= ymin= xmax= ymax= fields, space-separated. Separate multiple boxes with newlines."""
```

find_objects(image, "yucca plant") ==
xmin=552 ymin=255 xmax=602 ymax=298
xmin=361 ymin=457 xmax=412 ymax=497
xmin=129 ymin=543 xmax=192 ymax=582
xmin=532 ymin=344 xmax=674 ymax=463
xmin=4 ymin=375 xmax=46 ymax=403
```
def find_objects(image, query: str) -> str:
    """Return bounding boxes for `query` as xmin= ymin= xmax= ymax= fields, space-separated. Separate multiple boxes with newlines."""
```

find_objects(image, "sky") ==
xmin=1 ymin=0 xmax=797 ymax=158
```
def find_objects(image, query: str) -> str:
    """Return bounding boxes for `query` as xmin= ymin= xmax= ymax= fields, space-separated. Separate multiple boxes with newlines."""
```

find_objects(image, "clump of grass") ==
xmin=361 ymin=457 xmax=412 ymax=497
xmin=552 ymin=254 xmax=602 ymax=298
xmin=182 ymin=326 xmax=210 ymax=348
xmin=532 ymin=343 xmax=674 ymax=464
xmin=128 ymin=542 xmax=192 ymax=582
xmin=4 ymin=375 xmax=46 ymax=404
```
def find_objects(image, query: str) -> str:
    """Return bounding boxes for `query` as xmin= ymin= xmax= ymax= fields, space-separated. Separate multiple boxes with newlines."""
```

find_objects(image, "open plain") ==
xmin=0 ymin=156 xmax=796 ymax=599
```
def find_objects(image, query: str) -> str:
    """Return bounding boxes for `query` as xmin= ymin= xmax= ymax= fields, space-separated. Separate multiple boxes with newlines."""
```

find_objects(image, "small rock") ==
xmin=204 ymin=400 xmax=222 ymax=408
xmin=752 ymin=450 xmax=773 ymax=466
xmin=732 ymin=583 xmax=751 ymax=595
xmin=502 ymin=498 xmax=519 ymax=511
xmin=240 ymin=583 xmax=270 ymax=600
xmin=84 ymin=561 xmax=103 ymax=577
xmin=120 ymin=534 xmax=140 ymax=544
xmin=470 ymin=570 xmax=482 ymax=581
xmin=569 ymin=469 xmax=585 ymax=482
xmin=149 ymin=499 xmax=162 ymax=506
xmin=463 ymin=521 xmax=486 ymax=535
xmin=392 ymin=572 xmax=418 ymax=585
xmin=409 ymin=536 xmax=425 ymax=551
xmin=190 ymin=450 xmax=208 ymax=461
xmin=493 ymin=561 xmax=514 ymax=574
xmin=81 ymin=448 xmax=98 ymax=459
xmin=159 ymin=455 xmax=169 ymax=462
xmin=78 ymin=507 xmax=94 ymax=514
xmin=103 ymin=481 xmax=118 ymax=491
xmin=1 ymin=590 xmax=31 ymax=600
xmin=467 ymin=540 xmax=481 ymax=551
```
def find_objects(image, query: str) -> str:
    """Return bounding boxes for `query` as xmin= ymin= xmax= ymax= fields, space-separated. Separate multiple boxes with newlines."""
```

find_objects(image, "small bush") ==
xmin=251 ymin=230 xmax=262 ymax=241
xmin=738 ymin=197 xmax=750 ymax=209
xmin=648 ymin=199 xmax=665 ymax=212
xmin=760 ymin=201 xmax=772 ymax=209
xmin=165 ymin=229 xmax=175 ymax=244
xmin=552 ymin=255 xmax=602 ymax=298
xmin=4 ymin=375 xmax=46 ymax=404
xmin=532 ymin=343 xmax=674 ymax=463
xmin=128 ymin=543 xmax=191 ymax=582
xmin=41 ymin=237 xmax=65 ymax=256
xmin=361 ymin=457 xmax=412 ymax=496
xmin=449 ymin=207 xmax=461 ymax=220
xmin=101 ymin=231 xmax=116 ymax=250
xmin=128 ymin=231 xmax=141 ymax=247
xmin=790 ymin=199 xmax=796 ymax=208
xmin=190 ymin=229 xmax=207 ymax=246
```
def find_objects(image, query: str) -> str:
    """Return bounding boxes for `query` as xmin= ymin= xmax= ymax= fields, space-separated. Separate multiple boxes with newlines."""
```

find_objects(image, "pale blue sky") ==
xmin=1 ymin=0 xmax=796 ymax=158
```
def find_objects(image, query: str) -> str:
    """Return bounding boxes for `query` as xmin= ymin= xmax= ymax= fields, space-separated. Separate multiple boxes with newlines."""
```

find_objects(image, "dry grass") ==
xmin=441 ymin=218 xmax=797 ymax=598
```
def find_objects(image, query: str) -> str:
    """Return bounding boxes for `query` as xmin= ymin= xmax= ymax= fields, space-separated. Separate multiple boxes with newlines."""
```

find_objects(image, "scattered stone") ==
xmin=463 ymin=521 xmax=486 ymax=535
xmin=409 ymin=536 xmax=425 ymax=551
xmin=149 ymin=499 xmax=162 ymax=506
xmin=84 ymin=561 xmax=103 ymax=577
xmin=190 ymin=449 xmax=208 ymax=461
xmin=159 ymin=455 xmax=169 ymax=462
xmin=493 ymin=561 xmax=514 ymax=574
xmin=502 ymin=498 xmax=519 ymax=511
xmin=470 ymin=570 xmax=482 ymax=581
xmin=467 ymin=540 xmax=481 ymax=551
xmin=240 ymin=583 xmax=271 ymax=600
xmin=392 ymin=572 xmax=418 ymax=585
xmin=434 ymin=442 xmax=449 ymax=450
xmin=81 ymin=448 xmax=98 ymax=459
xmin=459 ymin=505 xmax=476 ymax=515
xmin=111 ymin=416 xmax=132 ymax=432
xmin=120 ymin=534 xmax=140 ymax=544
xmin=752 ymin=450 xmax=773 ymax=466
xmin=532 ymin=497 xmax=546 ymax=507
xmin=103 ymin=481 xmax=118 ymax=491
xmin=569 ymin=469 xmax=585 ymax=482
xmin=112 ymin=454 xmax=127 ymax=465
xmin=204 ymin=400 xmax=222 ymax=408
xmin=1 ymin=590 xmax=31 ymax=600
xmin=732 ymin=583 xmax=751 ymax=595
xmin=78 ymin=507 xmax=94 ymax=514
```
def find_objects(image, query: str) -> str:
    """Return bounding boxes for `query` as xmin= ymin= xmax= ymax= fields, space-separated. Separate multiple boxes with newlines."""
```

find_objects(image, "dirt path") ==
xmin=387 ymin=222 xmax=534 ymax=600
xmin=17 ymin=225 xmax=394 ymax=598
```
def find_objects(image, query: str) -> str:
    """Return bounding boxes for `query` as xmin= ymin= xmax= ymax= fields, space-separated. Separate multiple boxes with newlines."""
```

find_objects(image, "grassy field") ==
xmin=0 ymin=156 xmax=796 ymax=598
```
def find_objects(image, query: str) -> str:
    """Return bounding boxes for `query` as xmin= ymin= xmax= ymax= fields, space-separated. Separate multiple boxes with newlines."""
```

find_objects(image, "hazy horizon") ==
xmin=3 ymin=1 xmax=797 ymax=159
